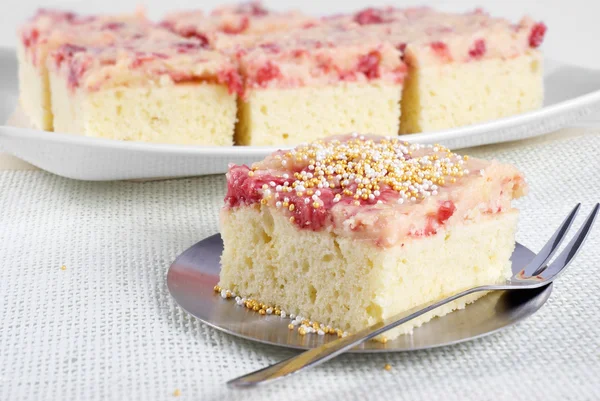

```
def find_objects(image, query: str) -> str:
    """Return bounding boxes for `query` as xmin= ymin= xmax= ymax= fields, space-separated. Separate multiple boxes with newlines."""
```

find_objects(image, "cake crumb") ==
xmin=384 ymin=363 xmax=392 ymax=371
xmin=60 ymin=265 xmax=67 ymax=271
xmin=173 ymin=389 xmax=181 ymax=397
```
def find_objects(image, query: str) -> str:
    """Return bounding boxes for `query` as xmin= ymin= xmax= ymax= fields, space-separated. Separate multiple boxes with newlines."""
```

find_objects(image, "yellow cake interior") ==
xmin=49 ymin=73 xmax=237 ymax=145
xmin=400 ymin=51 xmax=543 ymax=133
xmin=219 ymin=204 xmax=517 ymax=340
xmin=17 ymin=41 xmax=53 ymax=131
xmin=236 ymin=82 xmax=402 ymax=146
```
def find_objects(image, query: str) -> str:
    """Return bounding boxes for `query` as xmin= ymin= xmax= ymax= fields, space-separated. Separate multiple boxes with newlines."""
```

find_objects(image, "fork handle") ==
xmin=227 ymin=287 xmax=482 ymax=388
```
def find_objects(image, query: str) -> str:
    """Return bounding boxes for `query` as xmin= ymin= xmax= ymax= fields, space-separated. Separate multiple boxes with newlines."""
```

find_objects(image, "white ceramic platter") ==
xmin=2 ymin=47 xmax=600 ymax=181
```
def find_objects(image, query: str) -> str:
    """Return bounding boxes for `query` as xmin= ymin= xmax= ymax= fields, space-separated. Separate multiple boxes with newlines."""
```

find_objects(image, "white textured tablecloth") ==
xmin=1 ymin=131 xmax=600 ymax=401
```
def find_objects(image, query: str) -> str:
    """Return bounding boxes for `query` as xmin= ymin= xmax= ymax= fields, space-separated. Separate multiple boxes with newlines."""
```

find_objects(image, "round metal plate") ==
xmin=167 ymin=235 xmax=552 ymax=353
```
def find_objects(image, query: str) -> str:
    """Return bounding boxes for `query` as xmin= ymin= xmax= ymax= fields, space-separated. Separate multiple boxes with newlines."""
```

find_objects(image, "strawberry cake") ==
xmin=17 ymin=9 xmax=149 ymax=130
xmin=16 ymin=3 xmax=548 ymax=145
xmin=47 ymin=28 xmax=238 ymax=145
xmin=219 ymin=134 xmax=527 ymax=340
xmin=231 ymin=27 xmax=406 ymax=146
xmin=326 ymin=7 xmax=546 ymax=133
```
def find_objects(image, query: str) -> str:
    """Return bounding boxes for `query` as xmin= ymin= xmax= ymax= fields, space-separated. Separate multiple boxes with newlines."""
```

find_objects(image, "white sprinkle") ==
xmin=463 ymin=169 xmax=470 ymax=175
xmin=276 ymin=201 xmax=282 ymax=208
xmin=432 ymin=190 xmax=438 ymax=195
xmin=397 ymin=198 xmax=405 ymax=204
xmin=281 ymin=311 xmax=287 ymax=318
xmin=368 ymin=194 xmax=375 ymax=200
xmin=479 ymin=169 xmax=485 ymax=176
xmin=281 ymin=160 xmax=287 ymax=166
xmin=235 ymin=296 xmax=241 ymax=302
xmin=220 ymin=290 xmax=227 ymax=298
xmin=410 ymin=196 xmax=416 ymax=202
xmin=317 ymin=329 xmax=325 ymax=336
xmin=304 ymin=198 xmax=310 ymax=204
xmin=266 ymin=308 xmax=273 ymax=315
xmin=315 ymin=190 xmax=321 ymax=196
xmin=263 ymin=189 xmax=271 ymax=196
xmin=374 ymin=190 xmax=380 ymax=196
xmin=289 ymin=314 xmax=296 ymax=319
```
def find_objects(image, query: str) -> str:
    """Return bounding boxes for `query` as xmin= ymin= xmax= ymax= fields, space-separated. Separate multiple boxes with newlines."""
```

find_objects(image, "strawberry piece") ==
xmin=529 ymin=22 xmax=547 ymax=48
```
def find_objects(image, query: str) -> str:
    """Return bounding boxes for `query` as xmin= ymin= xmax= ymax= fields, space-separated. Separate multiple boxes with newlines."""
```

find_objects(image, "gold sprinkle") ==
xmin=298 ymin=327 xmax=307 ymax=336
xmin=260 ymin=199 xmax=267 ymax=205
xmin=213 ymin=285 xmax=221 ymax=293
xmin=289 ymin=204 xmax=295 ymax=211
xmin=288 ymin=323 xmax=294 ymax=330
xmin=384 ymin=364 xmax=392 ymax=371
xmin=60 ymin=265 xmax=67 ymax=271
xmin=289 ymin=216 xmax=295 ymax=223
xmin=259 ymin=309 xmax=266 ymax=315
xmin=312 ymin=202 xmax=320 ymax=209
xmin=381 ymin=336 xmax=388 ymax=344
xmin=247 ymin=171 xmax=254 ymax=177
xmin=173 ymin=389 xmax=181 ymax=397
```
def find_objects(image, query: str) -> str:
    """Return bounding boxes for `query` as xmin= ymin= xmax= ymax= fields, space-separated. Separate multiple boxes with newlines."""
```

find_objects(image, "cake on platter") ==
xmin=218 ymin=134 xmax=527 ymax=340
xmin=230 ymin=27 xmax=406 ymax=146
xmin=15 ymin=2 xmax=548 ymax=146
xmin=17 ymin=8 xmax=149 ymax=131
xmin=47 ymin=28 xmax=239 ymax=145
xmin=324 ymin=7 xmax=546 ymax=133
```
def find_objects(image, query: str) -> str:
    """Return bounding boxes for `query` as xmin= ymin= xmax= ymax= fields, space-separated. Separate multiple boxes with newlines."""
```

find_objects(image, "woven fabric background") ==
xmin=1 ymin=132 xmax=599 ymax=401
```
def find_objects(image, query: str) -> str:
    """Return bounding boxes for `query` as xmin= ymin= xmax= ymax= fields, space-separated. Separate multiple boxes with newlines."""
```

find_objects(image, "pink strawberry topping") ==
xmin=224 ymin=135 xmax=527 ymax=246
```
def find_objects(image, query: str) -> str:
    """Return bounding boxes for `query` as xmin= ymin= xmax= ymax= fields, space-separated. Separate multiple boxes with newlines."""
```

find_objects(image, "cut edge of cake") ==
xmin=16 ymin=40 xmax=52 ymax=130
xmin=219 ymin=203 xmax=517 ymax=340
xmin=235 ymin=81 xmax=402 ymax=146
xmin=49 ymin=74 xmax=238 ymax=145
xmin=400 ymin=50 xmax=543 ymax=133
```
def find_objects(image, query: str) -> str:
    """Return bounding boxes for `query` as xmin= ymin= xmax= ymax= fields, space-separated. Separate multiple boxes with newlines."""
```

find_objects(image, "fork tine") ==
xmin=538 ymin=203 xmax=599 ymax=280
xmin=522 ymin=203 xmax=581 ymax=276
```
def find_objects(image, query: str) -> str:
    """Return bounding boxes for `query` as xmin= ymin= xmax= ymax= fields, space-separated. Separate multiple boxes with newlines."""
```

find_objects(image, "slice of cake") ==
xmin=232 ymin=27 xmax=406 ymax=146
xmin=326 ymin=7 xmax=546 ymax=133
xmin=162 ymin=2 xmax=318 ymax=50
xmin=17 ymin=9 xmax=149 ymax=130
xmin=219 ymin=134 xmax=527 ymax=340
xmin=47 ymin=28 xmax=239 ymax=145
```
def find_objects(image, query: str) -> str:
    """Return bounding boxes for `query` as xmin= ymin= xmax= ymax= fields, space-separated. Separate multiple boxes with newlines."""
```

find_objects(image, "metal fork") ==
xmin=228 ymin=203 xmax=599 ymax=388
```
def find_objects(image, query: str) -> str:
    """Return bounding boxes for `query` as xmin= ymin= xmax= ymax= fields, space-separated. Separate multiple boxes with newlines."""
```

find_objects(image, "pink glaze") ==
xmin=324 ymin=7 xmax=547 ymax=66
xmin=48 ymin=27 xmax=238 ymax=92
xmin=18 ymin=8 xmax=149 ymax=67
xmin=227 ymin=26 xmax=406 ymax=96
xmin=224 ymin=135 xmax=527 ymax=247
